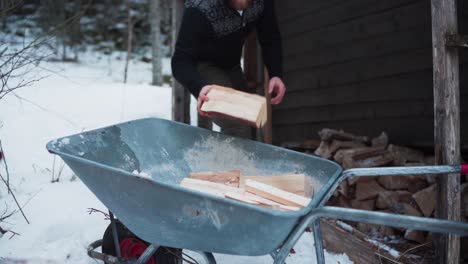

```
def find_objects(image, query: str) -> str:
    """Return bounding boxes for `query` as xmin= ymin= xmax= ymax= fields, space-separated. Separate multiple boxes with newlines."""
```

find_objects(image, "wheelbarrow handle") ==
xmin=317 ymin=163 xmax=468 ymax=207
xmin=342 ymin=163 xmax=468 ymax=178
xmin=312 ymin=206 xmax=468 ymax=236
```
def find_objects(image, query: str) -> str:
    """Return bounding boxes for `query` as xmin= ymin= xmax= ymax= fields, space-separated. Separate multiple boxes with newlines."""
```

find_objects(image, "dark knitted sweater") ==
xmin=171 ymin=0 xmax=283 ymax=97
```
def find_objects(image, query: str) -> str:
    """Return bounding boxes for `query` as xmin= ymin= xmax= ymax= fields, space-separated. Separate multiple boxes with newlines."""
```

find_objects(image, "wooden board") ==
xmin=189 ymin=170 xmax=240 ymax=187
xmin=245 ymin=180 xmax=311 ymax=208
xmin=201 ymin=85 xmax=267 ymax=128
xmin=239 ymin=174 xmax=311 ymax=196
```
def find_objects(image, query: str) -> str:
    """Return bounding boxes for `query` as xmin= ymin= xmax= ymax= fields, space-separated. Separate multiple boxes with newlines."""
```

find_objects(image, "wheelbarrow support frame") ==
xmin=273 ymin=164 xmax=468 ymax=264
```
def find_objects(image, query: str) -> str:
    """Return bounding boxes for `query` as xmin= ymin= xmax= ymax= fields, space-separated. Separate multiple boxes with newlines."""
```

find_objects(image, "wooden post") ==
xmin=171 ymin=0 xmax=190 ymax=124
xmin=431 ymin=0 xmax=461 ymax=263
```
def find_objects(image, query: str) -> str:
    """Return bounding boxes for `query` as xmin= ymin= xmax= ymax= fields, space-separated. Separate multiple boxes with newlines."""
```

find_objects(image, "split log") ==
xmin=389 ymin=202 xmax=422 ymax=217
xmin=189 ymin=170 xmax=240 ymax=187
xmin=333 ymin=147 xmax=385 ymax=165
xmin=377 ymin=175 xmax=427 ymax=192
xmin=371 ymin=132 xmax=388 ymax=148
xmin=337 ymin=180 xmax=349 ymax=198
xmin=201 ymin=85 xmax=267 ymax=128
xmin=376 ymin=190 xmax=413 ymax=210
xmin=335 ymin=196 xmax=351 ymax=208
xmin=314 ymin=141 xmax=333 ymax=159
xmin=412 ymin=184 xmax=436 ymax=217
xmin=350 ymin=199 xmax=375 ymax=211
xmin=180 ymin=178 xmax=243 ymax=196
xmin=355 ymin=180 xmax=385 ymax=201
xmin=245 ymin=179 xmax=311 ymax=208
xmin=388 ymin=144 xmax=424 ymax=165
xmin=329 ymin=140 xmax=367 ymax=153
xmin=318 ymin=128 xmax=369 ymax=143
xmin=239 ymin=174 xmax=310 ymax=196
xmin=225 ymin=192 xmax=260 ymax=205
xmin=342 ymin=150 xmax=394 ymax=169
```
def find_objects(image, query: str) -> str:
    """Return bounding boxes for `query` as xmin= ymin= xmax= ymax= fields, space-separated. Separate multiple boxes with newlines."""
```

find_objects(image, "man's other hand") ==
xmin=268 ymin=77 xmax=286 ymax=105
xmin=197 ymin=85 xmax=215 ymax=117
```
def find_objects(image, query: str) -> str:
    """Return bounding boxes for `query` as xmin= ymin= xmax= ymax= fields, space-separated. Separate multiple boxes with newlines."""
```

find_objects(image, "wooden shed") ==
xmin=272 ymin=0 xmax=468 ymax=149
xmin=171 ymin=0 xmax=467 ymax=262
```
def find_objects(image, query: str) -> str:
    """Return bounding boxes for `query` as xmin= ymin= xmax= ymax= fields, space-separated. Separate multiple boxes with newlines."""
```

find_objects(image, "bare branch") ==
xmin=87 ymin=208 xmax=110 ymax=220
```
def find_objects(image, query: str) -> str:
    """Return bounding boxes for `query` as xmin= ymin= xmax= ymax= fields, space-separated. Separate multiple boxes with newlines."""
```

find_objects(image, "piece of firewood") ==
xmin=314 ymin=141 xmax=333 ymax=159
xmin=376 ymin=190 xmax=413 ymax=210
xmin=355 ymin=180 xmax=385 ymax=201
xmin=239 ymin=174 xmax=310 ymax=196
xmin=243 ymin=192 xmax=301 ymax=211
xmin=201 ymin=85 xmax=267 ymax=128
xmin=387 ymin=144 xmax=424 ymax=165
xmin=245 ymin=180 xmax=311 ymax=208
xmin=334 ymin=147 xmax=384 ymax=164
xmin=371 ymin=132 xmax=388 ymax=148
xmin=329 ymin=140 xmax=366 ymax=153
xmin=189 ymin=170 xmax=240 ymax=187
xmin=180 ymin=178 xmax=243 ymax=195
xmin=412 ymin=184 xmax=436 ymax=217
xmin=224 ymin=192 xmax=260 ymax=205
xmin=342 ymin=150 xmax=394 ymax=169
xmin=318 ymin=128 xmax=369 ymax=143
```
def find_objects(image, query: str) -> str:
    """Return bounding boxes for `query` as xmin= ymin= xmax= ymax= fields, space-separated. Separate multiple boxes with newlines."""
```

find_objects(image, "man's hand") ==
xmin=268 ymin=77 xmax=286 ymax=105
xmin=197 ymin=85 xmax=215 ymax=117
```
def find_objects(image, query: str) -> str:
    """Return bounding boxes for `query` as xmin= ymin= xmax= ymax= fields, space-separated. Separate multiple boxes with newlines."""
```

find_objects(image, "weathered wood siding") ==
xmin=273 ymin=0 xmax=468 ymax=147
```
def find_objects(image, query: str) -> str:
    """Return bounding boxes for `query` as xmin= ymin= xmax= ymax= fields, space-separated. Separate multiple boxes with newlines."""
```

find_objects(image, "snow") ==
xmin=364 ymin=238 xmax=401 ymax=258
xmin=0 ymin=54 xmax=352 ymax=264
xmin=336 ymin=221 xmax=354 ymax=233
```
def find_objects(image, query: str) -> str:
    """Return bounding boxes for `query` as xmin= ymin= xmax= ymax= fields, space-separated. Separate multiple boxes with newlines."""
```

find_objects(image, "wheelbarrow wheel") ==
xmin=102 ymin=220 xmax=182 ymax=264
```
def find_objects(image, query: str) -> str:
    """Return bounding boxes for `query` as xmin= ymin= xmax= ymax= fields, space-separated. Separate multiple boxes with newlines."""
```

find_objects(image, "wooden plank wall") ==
xmin=273 ymin=0 xmax=468 ymax=148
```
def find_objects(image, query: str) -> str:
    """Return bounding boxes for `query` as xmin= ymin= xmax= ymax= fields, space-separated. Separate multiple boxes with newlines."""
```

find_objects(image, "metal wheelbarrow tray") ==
xmin=46 ymin=118 xmax=468 ymax=264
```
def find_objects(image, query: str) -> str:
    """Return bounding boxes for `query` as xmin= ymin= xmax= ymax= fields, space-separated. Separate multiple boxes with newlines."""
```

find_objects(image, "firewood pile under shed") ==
xmin=281 ymin=129 xmax=468 ymax=264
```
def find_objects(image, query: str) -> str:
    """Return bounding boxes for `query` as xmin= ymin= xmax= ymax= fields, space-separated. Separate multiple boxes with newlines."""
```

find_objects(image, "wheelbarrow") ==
xmin=46 ymin=117 xmax=468 ymax=264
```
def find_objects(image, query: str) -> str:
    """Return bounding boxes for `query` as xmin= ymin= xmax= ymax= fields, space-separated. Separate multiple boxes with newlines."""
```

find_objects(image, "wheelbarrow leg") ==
xmin=198 ymin=252 xmax=216 ymax=264
xmin=312 ymin=220 xmax=325 ymax=264
xmin=134 ymin=244 xmax=159 ymax=264
xmin=109 ymin=211 xmax=122 ymax=258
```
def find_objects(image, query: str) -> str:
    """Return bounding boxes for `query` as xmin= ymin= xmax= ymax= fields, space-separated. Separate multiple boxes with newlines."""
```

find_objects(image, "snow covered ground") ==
xmin=0 ymin=53 xmax=352 ymax=264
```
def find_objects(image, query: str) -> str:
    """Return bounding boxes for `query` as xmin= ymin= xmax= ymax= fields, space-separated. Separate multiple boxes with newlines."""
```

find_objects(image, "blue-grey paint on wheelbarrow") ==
xmin=46 ymin=117 xmax=343 ymax=256
xmin=47 ymin=117 xmax=468 ymax=264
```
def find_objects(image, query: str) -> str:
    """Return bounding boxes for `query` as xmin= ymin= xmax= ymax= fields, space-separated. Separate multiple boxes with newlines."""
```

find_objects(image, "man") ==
xmin=172 ymin=0 xmax=285 ymax=138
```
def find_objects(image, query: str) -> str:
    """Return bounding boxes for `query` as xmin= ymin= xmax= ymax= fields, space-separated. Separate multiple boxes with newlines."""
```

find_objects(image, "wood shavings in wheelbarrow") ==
xmin=180 ymin=171 xmax=314 ymax=211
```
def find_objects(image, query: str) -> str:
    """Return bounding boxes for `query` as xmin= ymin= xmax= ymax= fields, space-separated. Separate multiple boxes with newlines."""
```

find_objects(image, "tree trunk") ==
xmin=150 ymin=0 xmax=163 ymax=86
xmin=123 ymin=0 xmax=133 ymax=84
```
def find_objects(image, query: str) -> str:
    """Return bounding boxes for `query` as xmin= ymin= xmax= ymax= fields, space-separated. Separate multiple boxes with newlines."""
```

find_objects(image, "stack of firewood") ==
xmin=281 ymin=128 xmax=468 ymax=263
xmin=311 ymin=129 xmax=440 ymax=243
xmin=179 ymin=171 xmax=314 ymax=211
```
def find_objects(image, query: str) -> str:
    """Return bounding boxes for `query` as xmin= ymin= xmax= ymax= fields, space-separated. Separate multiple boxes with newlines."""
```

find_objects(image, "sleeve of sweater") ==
xmin=256 ymin=0 xmax=283 ymax=79
xmin=171 ymin=8 xmax=210 ymax=97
